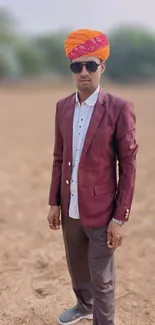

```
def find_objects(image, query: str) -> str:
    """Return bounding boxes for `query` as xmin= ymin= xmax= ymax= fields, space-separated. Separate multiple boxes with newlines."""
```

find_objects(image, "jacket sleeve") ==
xmin=48 ymin=102 xmax=63 ymax=206
xmin=112 ymin=102 xmax=138 ymax=221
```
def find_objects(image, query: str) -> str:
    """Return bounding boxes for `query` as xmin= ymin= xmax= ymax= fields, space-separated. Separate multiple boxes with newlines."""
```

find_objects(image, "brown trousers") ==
xmin=62 ymin=216 xmax=115 ymax=325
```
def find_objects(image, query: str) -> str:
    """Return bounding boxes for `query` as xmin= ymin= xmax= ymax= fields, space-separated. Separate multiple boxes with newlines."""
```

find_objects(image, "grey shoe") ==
xmin=58 ymin=305 xmax=93 ymax=325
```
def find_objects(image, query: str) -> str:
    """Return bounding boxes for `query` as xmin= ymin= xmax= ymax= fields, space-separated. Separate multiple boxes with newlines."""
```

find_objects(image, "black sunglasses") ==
xmin=70 ymin=61 xmax=102 ymax=74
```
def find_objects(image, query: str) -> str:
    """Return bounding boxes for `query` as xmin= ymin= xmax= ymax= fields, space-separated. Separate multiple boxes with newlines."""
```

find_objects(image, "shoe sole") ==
xmin=57 ymin=314 xmax=93 ymax=325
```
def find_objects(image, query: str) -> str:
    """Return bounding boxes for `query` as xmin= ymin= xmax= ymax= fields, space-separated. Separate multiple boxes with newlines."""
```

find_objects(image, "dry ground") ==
xmin=0 ymin=83 xmax=155 ymax=325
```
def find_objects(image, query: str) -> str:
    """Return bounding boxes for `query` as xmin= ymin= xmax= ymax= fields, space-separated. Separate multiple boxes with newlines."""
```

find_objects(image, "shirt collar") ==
xmin=75 ymin=85 xmax=100 ymax=106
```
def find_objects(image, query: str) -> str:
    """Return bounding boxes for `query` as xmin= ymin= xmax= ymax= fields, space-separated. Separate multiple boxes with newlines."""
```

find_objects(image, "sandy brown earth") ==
xmin=0 ymin=82 xmax=155 ymax=325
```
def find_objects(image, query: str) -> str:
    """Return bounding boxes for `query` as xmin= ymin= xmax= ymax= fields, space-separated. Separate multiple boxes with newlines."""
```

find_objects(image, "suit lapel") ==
xmin=65 ymin=93 xmax=76 ymax=160
xmin=65 ymin=88 xmax=107 ymax=162
xmin=80 ymin=88 xmax=107 ymax=159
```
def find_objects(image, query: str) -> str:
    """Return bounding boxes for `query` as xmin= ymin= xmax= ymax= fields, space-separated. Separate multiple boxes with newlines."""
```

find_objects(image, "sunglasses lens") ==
xmin=70 ymin=61 xmax=99 ymax=73
xmin=86 ymin=61 xmax=99 ymax=72
xmin=70 ymin=62 xmax=83 ymax=73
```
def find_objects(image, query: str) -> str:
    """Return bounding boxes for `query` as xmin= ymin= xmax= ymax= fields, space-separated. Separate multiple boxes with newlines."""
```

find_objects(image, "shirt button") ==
xmin=66 ymin=180 xmax=69 ymax=184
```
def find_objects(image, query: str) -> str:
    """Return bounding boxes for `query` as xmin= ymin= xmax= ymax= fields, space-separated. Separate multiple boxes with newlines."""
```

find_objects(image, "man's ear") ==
xmin=101 ymin=62 xmax=106 ymax=74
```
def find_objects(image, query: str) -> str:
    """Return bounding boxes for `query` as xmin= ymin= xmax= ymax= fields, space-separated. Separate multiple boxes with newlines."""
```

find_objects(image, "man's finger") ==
xmin=49 ymin=219 xmax=60 ymax=230
xmin=113 ymin=234 xmax=121 ymax=248
xmin=49 ymin=219 xmax=56 ymax=229
xmin=107 ymin=243 xmax=114 ymax=248
xmin=107 ymin=231 xmax=112 ymax=245
xmin=107 ymin=234 xmax=115 ymax=248
xmin=49 ymin=223 xmax=55 ymax=229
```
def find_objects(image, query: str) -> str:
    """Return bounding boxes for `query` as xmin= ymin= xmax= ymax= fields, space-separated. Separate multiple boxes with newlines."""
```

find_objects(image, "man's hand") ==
xmin=47 ymin=206 xmax=61 ymax=230
xmin=107 ymin=220 xmax=124 ymax=249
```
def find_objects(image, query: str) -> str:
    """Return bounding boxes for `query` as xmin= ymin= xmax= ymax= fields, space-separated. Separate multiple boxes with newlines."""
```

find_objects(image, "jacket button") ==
xmin=68 ymin=162 xmax=71 ymax=166
xmin=66 ymin=180 xmax=69 ymax=184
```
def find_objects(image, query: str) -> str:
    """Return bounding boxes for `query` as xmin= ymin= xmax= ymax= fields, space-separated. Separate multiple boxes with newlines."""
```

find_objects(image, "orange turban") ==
xmin=65 ymin=29 xmax=110 ymax=62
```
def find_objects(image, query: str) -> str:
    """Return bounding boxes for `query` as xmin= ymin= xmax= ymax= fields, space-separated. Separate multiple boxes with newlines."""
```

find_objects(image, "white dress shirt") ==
xmin=69 ymin=85 xmax=100 ymax=219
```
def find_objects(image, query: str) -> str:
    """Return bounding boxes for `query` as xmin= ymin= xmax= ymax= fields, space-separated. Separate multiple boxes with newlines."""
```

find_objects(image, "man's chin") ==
xmin=78 ymin=83 xmax=92 ymax=91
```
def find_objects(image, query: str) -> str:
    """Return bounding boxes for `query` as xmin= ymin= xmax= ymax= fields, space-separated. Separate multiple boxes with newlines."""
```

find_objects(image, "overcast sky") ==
xmin=0 ymin=0 xmax=155 ymax=34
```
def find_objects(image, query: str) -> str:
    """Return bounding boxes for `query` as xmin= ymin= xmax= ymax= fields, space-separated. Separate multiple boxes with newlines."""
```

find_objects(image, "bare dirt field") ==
xmin=0 ymin=83 xmax=155 ymax=325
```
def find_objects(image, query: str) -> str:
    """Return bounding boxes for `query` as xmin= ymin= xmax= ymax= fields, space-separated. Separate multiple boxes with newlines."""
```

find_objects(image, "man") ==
xmin=47 ymin=29 xmax=138 ymax=325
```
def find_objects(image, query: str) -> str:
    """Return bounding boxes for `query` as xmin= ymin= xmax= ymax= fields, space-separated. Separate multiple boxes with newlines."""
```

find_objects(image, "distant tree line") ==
xmin=1 ymin=7 xmax=155 ymax=83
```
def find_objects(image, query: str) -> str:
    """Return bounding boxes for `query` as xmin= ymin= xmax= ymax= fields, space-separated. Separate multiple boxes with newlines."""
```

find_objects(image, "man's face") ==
xmin=70 ymin=56 xmax=105 ymax=92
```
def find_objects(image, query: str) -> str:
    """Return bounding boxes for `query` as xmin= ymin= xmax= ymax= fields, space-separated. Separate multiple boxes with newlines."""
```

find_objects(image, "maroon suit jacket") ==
xmin=49 ymin=87 xmax=138 ymax=227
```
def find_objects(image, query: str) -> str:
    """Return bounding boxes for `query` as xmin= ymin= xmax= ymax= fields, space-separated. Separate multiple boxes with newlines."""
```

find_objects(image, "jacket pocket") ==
xmin=93 ymin=184 xmax=116 ymax=196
